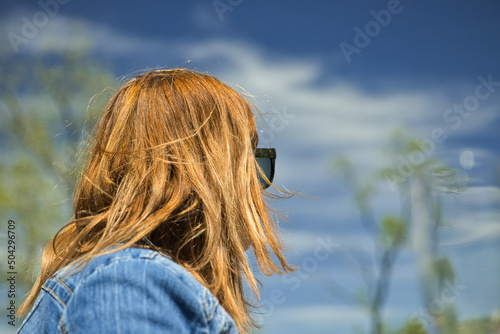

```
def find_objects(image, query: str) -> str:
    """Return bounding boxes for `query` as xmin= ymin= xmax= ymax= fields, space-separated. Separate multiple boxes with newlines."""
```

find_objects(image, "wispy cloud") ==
xmin=440 ymin=186 xmax=500 ymax=246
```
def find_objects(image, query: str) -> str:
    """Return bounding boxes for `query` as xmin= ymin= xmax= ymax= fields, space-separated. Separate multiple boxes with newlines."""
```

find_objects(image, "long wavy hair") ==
xmin=19 ymin=68 xmax=294 ymax=332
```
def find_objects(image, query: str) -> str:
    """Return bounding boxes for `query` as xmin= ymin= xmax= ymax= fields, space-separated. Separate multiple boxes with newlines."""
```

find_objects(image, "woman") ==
xmin=17 ymin=69 xmax=294 ymax=333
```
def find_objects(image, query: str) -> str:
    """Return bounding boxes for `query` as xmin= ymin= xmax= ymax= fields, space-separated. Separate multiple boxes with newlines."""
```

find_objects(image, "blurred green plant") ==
xmin=379 ymin=214 xmax=406 ymax=247
xmin=458 ymin=315 xmax=500 ymax=333
xmin=0 ymin=47 xmax=116 ymax=297
xmin=328 ymin=129 xmax=469 ymax=334
xmin=397 ymin=319 xmax=429 ymax=334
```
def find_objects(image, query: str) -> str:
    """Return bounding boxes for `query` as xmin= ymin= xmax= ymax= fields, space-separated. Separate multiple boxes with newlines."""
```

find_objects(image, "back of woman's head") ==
xmin=19 ymin=68 xmax=293 ymax=332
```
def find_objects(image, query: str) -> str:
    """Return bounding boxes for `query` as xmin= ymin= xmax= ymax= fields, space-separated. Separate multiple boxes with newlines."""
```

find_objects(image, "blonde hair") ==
xmin=19 ymin=68 xmax=294 ymax=332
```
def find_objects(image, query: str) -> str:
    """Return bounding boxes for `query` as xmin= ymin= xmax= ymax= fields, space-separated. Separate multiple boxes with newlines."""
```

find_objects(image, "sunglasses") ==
xmin=255 ymin=148 xmax=276 ymax=189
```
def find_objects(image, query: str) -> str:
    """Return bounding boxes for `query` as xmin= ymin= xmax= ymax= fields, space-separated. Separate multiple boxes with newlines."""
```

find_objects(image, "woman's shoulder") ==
xmin=57 ymin=246 xmax=207 ymax=298
xmin=64 ymin=247 xmax=180 ymax=275
xmin=50 ymin=247 xmax=237 ymax=333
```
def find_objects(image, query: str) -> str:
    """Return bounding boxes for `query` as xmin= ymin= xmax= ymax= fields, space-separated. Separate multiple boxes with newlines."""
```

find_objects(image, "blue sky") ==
xmin=2 ymin=0 xmax=500 ymax=333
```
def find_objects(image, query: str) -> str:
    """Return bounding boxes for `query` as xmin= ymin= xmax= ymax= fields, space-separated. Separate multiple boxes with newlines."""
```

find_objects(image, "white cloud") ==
xmin=272 ymin=304 xmax=367 ymax=322
xmin=435 ymin=186 xmax=500 ymax=246
xmin=454 ymin=185 xmax=500 ymax=204
xmin=262 ymin=303 xmax=420 ymax=333
xmin=259 ymin=304 xmax=369 ymax=334
xmin=442 ymin=213 xmax=500 ymax=247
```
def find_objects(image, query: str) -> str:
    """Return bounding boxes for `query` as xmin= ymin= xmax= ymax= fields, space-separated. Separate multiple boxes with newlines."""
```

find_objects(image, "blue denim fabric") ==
xmin=17 ymin=247 xmax=238 ymax=333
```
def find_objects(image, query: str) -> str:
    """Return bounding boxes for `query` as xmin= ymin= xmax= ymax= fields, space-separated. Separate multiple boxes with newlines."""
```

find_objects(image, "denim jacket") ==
xmin=17 ymin=247 xmax=238 ymax=333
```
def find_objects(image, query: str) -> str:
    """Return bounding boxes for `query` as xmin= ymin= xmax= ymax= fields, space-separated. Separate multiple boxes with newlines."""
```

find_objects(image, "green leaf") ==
xmin=380 ymin=214 xmax=406 ymax=246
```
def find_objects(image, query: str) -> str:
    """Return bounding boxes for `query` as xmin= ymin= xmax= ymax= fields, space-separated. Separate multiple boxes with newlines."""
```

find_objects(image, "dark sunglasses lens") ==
xmin=257 ymin=157 xmax=274 ymax=188
xmin=255 ymin=148 xmax=276 ymax=189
